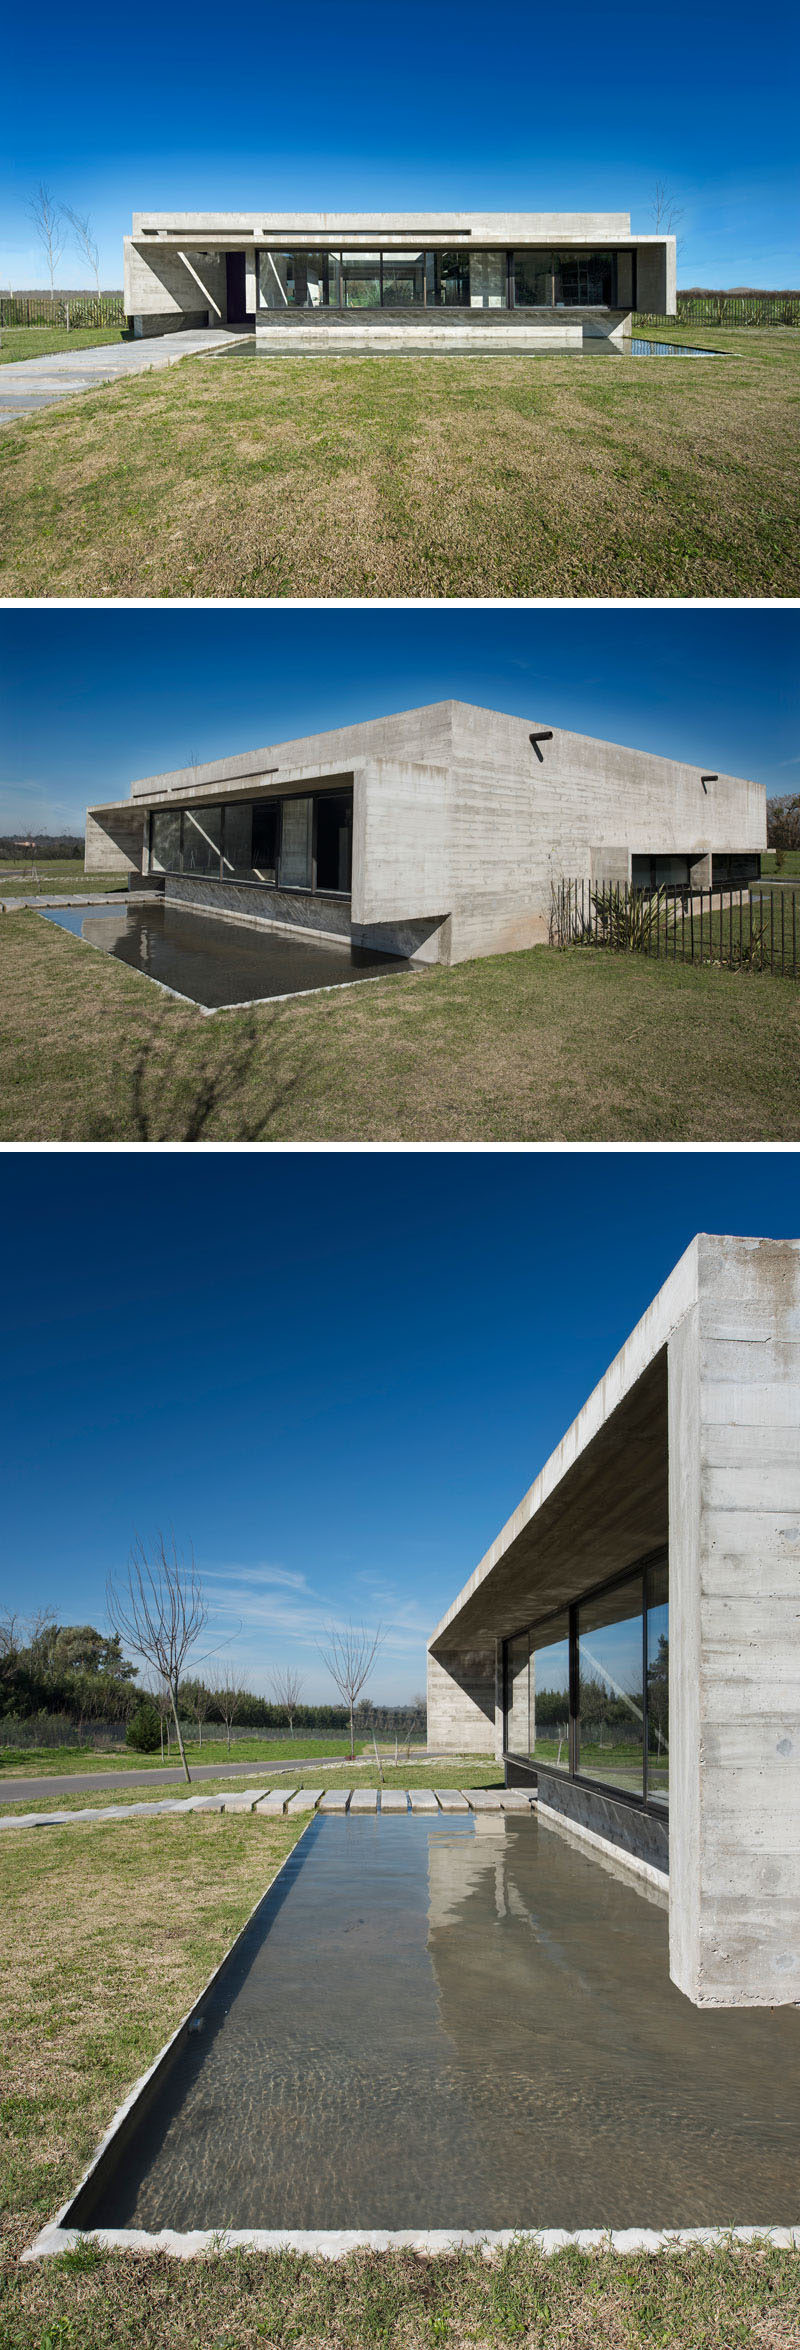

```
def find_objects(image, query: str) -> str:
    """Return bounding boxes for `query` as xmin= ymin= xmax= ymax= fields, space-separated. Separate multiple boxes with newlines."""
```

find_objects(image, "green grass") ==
xmin=2 ymin=906 xmax=800 ymax=1141
xmin=0 ymin=859 xmax=127 ymax=898
xmin=0 ymin=1736 xmax=355 ymax=1779
xmin=2 ymin=1817 xmax=798 ymax=2348
xmin=0 ymin=326 xmax=797 ymax=594
xmin=0 ymin=325 xmax=130 ymax=364
xmin=761 ymin=851 xmax=800 ymax=877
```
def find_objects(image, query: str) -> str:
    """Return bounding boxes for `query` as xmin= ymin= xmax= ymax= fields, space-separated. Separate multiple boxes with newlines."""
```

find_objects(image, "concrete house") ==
xmin=124 ymin=210 xmax=676 ymax=349
xmin=427 ymin=1235 xmax=800 ymax=2011
xmin=85 ymin=701 xmax=764 ymax=971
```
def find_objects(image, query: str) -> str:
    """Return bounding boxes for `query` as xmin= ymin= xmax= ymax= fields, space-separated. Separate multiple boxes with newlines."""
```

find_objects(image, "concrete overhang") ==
xmin=92 ymin=768 xmax=356 ymax=819
xmin=430 ymin=1240 xmax=700 ymax=1655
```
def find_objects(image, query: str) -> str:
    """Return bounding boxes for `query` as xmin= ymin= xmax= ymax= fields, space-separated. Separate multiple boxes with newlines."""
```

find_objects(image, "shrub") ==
xmin=125 ymin=1702 xmax=161 ymax=1753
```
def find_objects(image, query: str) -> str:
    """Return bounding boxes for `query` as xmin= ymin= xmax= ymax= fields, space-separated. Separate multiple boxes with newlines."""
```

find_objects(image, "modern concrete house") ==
xmin=427 ymin=1234 xmax=800 ymax=2012
xmin=85 ymin=701 xmax=764 ymax=970
xmin=124 ymin=210 xmax=676 ymax=348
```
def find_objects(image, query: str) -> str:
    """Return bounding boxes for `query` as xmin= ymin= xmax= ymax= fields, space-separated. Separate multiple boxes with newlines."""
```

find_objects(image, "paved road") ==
xmin=0 ymin=326 xmax=246 ymax=427
xmin=0 ymin=1754 xmax=351 ymax=1803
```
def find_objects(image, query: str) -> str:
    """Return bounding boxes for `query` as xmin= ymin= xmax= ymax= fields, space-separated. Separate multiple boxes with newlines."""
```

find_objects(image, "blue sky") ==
xmin=1 ymin=608 xmax=798 ymax=835
xmin=2 ymin=1152 xmax=798 ymax=1702
xmin=2 ymin=0 xmax=798 ymax=291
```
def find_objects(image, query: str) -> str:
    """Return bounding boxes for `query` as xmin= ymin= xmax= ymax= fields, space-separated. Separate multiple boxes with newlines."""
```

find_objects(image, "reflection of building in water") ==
xmin=426 ymin=1818 xmax=514 ymax=1932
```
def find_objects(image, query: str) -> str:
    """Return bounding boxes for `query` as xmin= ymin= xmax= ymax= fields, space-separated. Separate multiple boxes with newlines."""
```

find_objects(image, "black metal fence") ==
xmin=0 ymin=292 xmax=126 ymax=329
xmin=550 ymin=878 xmax=800 ymax=981
xmin=635 ymin=291 xmax=800 ymax=330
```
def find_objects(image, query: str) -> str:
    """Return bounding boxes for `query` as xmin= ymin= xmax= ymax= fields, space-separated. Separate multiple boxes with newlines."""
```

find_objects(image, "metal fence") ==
xmin=0 ymin=292 xmax=126 ymax=329
xmin=635 ymin=291 xmax=800 ymax=330
xmin=550 ymin=878 xmax=800 ymax=981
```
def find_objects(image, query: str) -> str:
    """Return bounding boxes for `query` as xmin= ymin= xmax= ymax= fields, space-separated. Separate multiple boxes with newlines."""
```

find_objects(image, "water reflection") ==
xmin=72 ymin=1816 xmax=800 ymax=2234
xmin=39 ymin=902 xmax=409 ymax=1009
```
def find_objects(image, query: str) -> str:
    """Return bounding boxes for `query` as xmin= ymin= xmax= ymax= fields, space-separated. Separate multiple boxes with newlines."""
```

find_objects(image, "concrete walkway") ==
xmin=0 ymin=1785 xmax=535 ymax=1832
xmin=0 ymin=892 xmax=131 ymax=913
xmin=0 ymin=326 xmax=245 ymax=427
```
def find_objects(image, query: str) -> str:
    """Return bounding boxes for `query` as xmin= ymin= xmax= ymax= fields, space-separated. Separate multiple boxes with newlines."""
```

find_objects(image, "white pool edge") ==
xmin=24 ymin=2223 xmax=800 ymax=2262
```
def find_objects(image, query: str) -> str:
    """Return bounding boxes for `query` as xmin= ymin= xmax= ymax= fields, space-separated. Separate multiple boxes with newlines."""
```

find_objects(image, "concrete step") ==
xmin=255 ymin=1789 xmax=297 ymax=1814
xmin=349 ymin=1788 xmax=378 ymax=1812
xmin=462 ymin=1790 xmax=504 ymax=1810
xmin=408 ymin=1789 xmax=439 ymax=1812
xmin=500 ymin=1791 xmax=537 ymax=1811
xmin=222 ymin=1789 xmax=270 ymax=1813
xmin=318 ymin=1789 xmax=351 ymax=1812
xmin=286 ymin=1787 xmax=324 ymax=1814
xmin=435 ymin=1790 xmax=470 ymax=1812
xmin=379 ymin=1789 xmax=408 ymax=1813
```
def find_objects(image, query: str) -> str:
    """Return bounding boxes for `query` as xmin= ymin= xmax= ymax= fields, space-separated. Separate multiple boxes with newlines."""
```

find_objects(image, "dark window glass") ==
xmin=577 ymin=1573 xmax=644 ymax=1797
xmin=436 ymin=250 xmax=470 ymax=306
xmin=222 ymin=803 xmax=252 ymax=878
xmin=251 ymin=802 xmax=278 ymax=885
xmin=382 ymin=251 xmax=425 ymax=305
xmin=150 ymin=809 xmax=181 ymax=872
xmin=316 ymin=793 xmax=353 ymax=893
xmin=646 ymin=1559 xmax=669 ymax=1808
xmin=530 ymin=1615 xmax=571 ymax=1766
xmin=514 ymin=251 xmax=554 ymax=306
xmin=182 ymin=805 xmax=221 ymax=877
xmin=555 ymin=252 xmax=615 ymax=307
xmin=279 ymin=796 xmax=313 ymax=889
xmin=341 ymin=253 xmax=381 ymax=308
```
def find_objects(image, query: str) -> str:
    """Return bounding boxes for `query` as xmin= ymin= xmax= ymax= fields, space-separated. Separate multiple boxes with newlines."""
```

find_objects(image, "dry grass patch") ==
xmin=0 ymin=331 xmax=797 ymax=595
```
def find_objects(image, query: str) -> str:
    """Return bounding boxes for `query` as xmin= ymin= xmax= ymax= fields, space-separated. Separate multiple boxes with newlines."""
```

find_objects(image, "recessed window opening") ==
xmin=502 ymin=1551 xmax=668 ymax=1814
xmin=149 ymin=789 xmax=353 ymax=897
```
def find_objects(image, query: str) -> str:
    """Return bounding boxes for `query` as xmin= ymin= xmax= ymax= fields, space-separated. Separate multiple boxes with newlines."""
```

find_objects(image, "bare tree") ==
xmin=269 ymin=1663 xmax=303 ymax=1737
xmin=63 ymin=205 xmax=100 ymax=294
xmin=211 ymin=1660 xmax=246 ymax=1753
xmin=106 ymin=1533 xmax=206 ymax=1784
xmin=651 ymin=182 xmax=685 ymax=246
xmin=27 ymin=184 xmax=66 ymax=296
xmin=317 ymin=1622 xmax=385 ymax=1761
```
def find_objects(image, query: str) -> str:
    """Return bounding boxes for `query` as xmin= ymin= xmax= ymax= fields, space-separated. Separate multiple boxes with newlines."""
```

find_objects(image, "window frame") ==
xmin=148 ymin=787 xmax=353 ymax=900
xmin=502 ymin=1546 xmax=668 ymax=1816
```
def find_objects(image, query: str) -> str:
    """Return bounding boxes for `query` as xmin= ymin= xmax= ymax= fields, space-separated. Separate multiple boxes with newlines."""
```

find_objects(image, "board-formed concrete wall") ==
xmin=93 ymin=701 xmax=764 ymax=966
xmin=427 ymin=1647 xmax=497 ymax=1754
xmin=124 ymin=238 xmax=227 ymax=330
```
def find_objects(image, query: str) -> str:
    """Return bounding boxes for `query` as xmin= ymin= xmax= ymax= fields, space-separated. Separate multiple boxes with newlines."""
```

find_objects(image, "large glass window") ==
xmin=382 ymin=250 xmax=425 ymax=305
xmin=222 ymin=803 xmax=252 ymax=879
xmin=316 ymin=792 xmax=353 ymax=894
xmin=279 ymin=796 xmax=313 ymax=889
xmin=341 ymin=252 xmax=381 ymax=308
xmin=435 ymin=250 xmax=471 ymax=305
xmin=251 ymin=802 xmax=279 ymax=885
xmin=469 ymin=251 xmax=506 ymax=309
xmin=513 ymin=251 xmax=554 ymax=307
xmin=530 ymin=1615 xmax=571 ymax=1768
xmin=182 ymin=804 xmax=222 ymax=877
xmin=577 ymin=1574 xmax=644 ymax=1798
xmin=646 ymin=1559 xmax=669 ymax=1807
xmin=555 ymin=251 xmax=615 ymax=307
xmin=259 ymin=249 xmax=327 ymax=309
xmin=150 ymin=809 xmax=181 ymax=872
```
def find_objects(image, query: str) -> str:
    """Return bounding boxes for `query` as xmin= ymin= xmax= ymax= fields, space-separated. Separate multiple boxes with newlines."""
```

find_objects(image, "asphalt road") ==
xmin=0 ymin=1754 xmax=350 ymax=1803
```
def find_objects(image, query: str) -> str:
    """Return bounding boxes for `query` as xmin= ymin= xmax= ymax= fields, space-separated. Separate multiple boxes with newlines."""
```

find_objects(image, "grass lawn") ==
xmin=0 ymin=326 xmax=797 ymax=595
xmin=0 ymin=859 xmax=127 ymax=898
xmin=2 ymin=907 xmax=800 ymax=1141
xmin=0 ymin=326 xmax=130 ymax=364
xmin=0 ymin=1755 xmax=500 ymax=1816
xmin=0 ymin=1736 xmax=357 ymax=1781
xmin=2 ymin=1814 xmax=799 ymax=2350
xmin=760 ymin=852 xmax=800 ymax=877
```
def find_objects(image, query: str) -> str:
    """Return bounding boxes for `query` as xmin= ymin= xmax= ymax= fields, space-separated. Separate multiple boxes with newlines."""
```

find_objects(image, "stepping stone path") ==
xmin=0 ymin=1783 xmax=536 ymax=1833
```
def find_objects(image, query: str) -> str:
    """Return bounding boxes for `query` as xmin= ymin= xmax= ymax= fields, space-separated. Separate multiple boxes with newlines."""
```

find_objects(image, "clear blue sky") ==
xmin=2 ymin=0 xmax=798 ymax=291
xmin=2 ymin=1152 xmax=798 ymax=1702
xmin=1 ymin=608 xmax=798 ymax=835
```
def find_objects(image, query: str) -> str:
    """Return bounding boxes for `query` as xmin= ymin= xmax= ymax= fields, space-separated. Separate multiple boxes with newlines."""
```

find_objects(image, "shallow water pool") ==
xmin=39 ymin=900 xmax=409 ymax=1009
xmin=69 ymin=1813 xmax=800 ymax=2233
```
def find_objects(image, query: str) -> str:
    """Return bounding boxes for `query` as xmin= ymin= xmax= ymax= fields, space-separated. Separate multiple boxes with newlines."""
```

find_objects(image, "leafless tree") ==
xmin=269 ymin=1663 xmax=303 ymax=1737
xmin=211 ymin=1661 xmax=246 ymax=1753
xmin=63 ymin=205 xmax=100 ymax=293
xmin=317 ymin=1622 xmax=385 ymax=1760
xmin=651 ymin=182 xmax=685 ymax=252
xmin=27 ymin=184 xmax=66 ymax=296
xmin=106 ymin=1533 xmax=206 ymax=1783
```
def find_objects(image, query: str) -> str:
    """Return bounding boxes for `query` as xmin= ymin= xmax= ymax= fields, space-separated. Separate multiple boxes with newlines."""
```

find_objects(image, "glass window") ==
xmin=315 ymin=793 xmax=353 ymax=894
xmin=341 ymin=252 xmax=381 ymax=308
xmin=513 ymin=251 xmax=554 ymax=307
xmin=505 ymin=1635 xmax=529 ymax=1753
xmin=182 ymin=804 xmax=221 ymax=878
xmin=221 ymin=803 xmax=252 ymax=879
xmin=577 ymin=1573 xmax=644 ymax=1798
xmin=382 ymin=250 xmax=425 ymax=305
xmin=150 ymin=809 xmax=181 ymax=872
xmin=646 ymin=1559 xmax=669 ymax=1808
xmin=258 ymin=249 xmax=329 ymax=309
xmin=279 ymin=796 xmax=313 ymax=890
xmin=435 ymin=250 xmax=470 ymax=306
xmin=251 ymin=802 xmax=279 ymax=885
xmin=530 ymin=1614 xmax=570 ymax=1767
xmin=554 ymin=252 xmax=615 ymax=307
xmin=259 ymin=250 xmax=293 ymax=309
xmin=469 ymin=251 xmax=507 ymax=309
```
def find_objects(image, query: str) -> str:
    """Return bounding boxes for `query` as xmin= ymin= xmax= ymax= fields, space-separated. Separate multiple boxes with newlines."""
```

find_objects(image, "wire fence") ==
xmin=635 ymin=291 xmax=800 ymax=329
xmin=550 ymin=878 xmax=800 ymax=982
xmin=0 ymin=292 xmax=126 ymax=329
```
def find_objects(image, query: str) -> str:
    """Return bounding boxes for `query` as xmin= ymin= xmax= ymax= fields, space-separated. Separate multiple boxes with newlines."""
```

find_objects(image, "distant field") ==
xmin=0 ymin=325 xmax=797 ymax=595
xmin=0 ymin=859 xmax=127 ymax=897
xmin=0 ymin=1737 xmax=355 ymax=1779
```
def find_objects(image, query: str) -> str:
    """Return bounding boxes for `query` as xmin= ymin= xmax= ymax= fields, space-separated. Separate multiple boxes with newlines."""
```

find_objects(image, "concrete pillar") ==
xmin=427 ymin=1645 xmax=497 ymax=1753
xmin=668 ymin=1235 xmax=800 ymax=2006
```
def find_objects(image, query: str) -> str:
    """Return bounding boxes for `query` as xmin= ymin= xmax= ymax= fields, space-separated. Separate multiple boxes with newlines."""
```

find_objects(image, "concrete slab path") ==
xmin=349 ymin=1789 xmax=378 ymax=1812
xmin=0 ymin=1784 xmax=536 ymax=1833
xmin=0 ymin=326 xmax=244 ymax=427
xmin=287 ymin=1788 xmax=325 ymax=1814
xmin=379 ymin=1790 xmax=408 ymax=1813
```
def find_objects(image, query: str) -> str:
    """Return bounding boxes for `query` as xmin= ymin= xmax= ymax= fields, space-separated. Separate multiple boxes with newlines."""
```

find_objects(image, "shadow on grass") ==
xmin=92 ymin=1005 xmax=310 ymax=1142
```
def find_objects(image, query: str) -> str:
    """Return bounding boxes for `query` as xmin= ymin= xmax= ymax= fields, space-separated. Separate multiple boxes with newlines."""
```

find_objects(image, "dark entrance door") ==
xmin=225 ymin=252 xmax=250 ymax=324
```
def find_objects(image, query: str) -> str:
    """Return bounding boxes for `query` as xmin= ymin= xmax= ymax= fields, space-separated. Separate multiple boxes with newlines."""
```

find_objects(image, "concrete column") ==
xmin=427 ymin=1646 xmax=497 ymax=1753
xmin=668 ymin=1235 xmax=800 ymax=2006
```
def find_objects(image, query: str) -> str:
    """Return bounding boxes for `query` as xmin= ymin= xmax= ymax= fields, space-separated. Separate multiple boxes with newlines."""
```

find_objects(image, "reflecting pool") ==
xmin=39 ymin=901 xmax=409 ymax=1008
xmin=69 ymin=1814 xmax=800 ymax=2233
